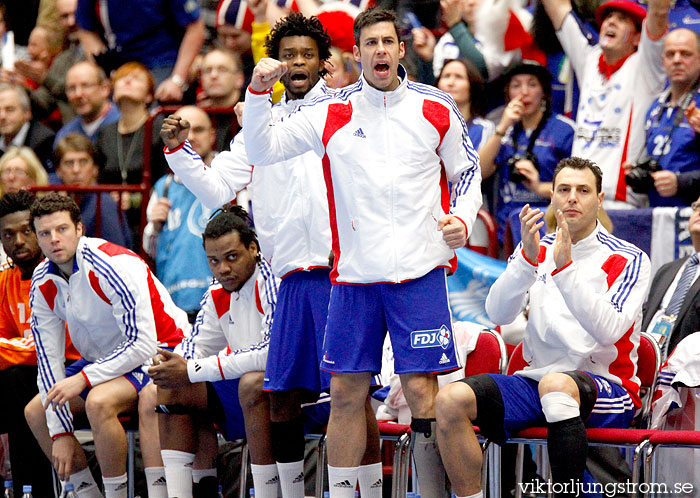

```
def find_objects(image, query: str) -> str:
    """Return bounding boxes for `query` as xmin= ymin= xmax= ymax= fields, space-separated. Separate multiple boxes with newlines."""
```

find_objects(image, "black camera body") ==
xmin=625 ymin=158 xmax=660 ymax=194
xmin=507 ymin=153 xmax=539 ymax=184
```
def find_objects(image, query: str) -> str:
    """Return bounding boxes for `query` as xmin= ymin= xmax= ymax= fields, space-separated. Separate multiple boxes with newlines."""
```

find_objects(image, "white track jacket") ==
xmin=242 ymin=66 xmax=482 ymax=284
xmin=486 ymin=224 xmax=650 ymax=407
xmin=176 ymin=260 xmax=279 ymax=382
xmin=30 ymin=237 xmax=189 ymax=438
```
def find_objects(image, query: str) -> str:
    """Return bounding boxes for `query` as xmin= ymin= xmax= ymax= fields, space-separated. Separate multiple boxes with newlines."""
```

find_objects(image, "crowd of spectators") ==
xmin=1 ymin=0 xmax=698 ymax=260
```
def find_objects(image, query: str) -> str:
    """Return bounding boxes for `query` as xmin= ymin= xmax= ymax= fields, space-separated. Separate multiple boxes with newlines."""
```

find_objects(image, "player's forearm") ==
xmin=165 ymin=142 xmax=246 ymax=209
xmin=540 ymin=0 xmax=572 ymax=31
xmin=170 ymin=20 xmax=205 ymax=82
xmin=485 ymin=248 xmax=536 ymax=324
xmin=645 ymin=0 xmax=670 ymax=41
xmin=242 ymin=90 xmax=313 ymax=165
xmin=82 ymin=338 xmax=156 ymax=386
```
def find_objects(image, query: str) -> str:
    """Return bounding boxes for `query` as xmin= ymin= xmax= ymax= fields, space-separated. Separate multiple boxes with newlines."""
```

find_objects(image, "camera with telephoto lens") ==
xmin=507 ymin=153 xmax=539 ymax=184
xmin=624 ymin=158 xmax=660 ymax=194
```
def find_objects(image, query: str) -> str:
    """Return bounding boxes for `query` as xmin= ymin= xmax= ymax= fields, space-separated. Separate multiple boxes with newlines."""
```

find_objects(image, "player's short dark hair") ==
xmin=265 ymin=12 xmax=332 ymax=77
xmin=30 ymin=192 xmax=82 ymax=229
xmin=353 ymin=8 xmax=400 ymax=46
xmin=553 ymin=157 xmax=603 ymax=194
xmin=0 ymin=191 xmax=36 ymax=221
xmin=203 ymin=204 xmax=260 ymax=260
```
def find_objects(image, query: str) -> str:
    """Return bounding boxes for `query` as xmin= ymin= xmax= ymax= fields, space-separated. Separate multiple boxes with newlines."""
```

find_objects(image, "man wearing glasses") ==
xmin=642 ymin=199 xmax=700 ymax=360
xmin=54 ymin=60 xmax=120 ymax=146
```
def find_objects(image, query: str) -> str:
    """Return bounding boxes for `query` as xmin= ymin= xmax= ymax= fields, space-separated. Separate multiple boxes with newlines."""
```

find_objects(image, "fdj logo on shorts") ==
xmin=410 ymin=325 xmax=452 ymax=349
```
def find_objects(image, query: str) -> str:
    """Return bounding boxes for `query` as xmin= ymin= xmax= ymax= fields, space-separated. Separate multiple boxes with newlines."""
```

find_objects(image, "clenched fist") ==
xmin=161 ymin=114 xmax=191 ymax=151
xmin=250 ymin=58 xmax=288 ymax=93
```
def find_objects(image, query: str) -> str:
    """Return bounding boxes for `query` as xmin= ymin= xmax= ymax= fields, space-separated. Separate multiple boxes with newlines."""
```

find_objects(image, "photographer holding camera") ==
xmin=625 ymin=28 xmax=700 ymax=207
xmin=480 ymin=61 xmax=574 ymax=242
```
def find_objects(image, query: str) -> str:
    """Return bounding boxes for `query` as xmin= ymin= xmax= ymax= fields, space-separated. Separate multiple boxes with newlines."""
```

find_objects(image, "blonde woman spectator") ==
xmin=0 ymin=146 xmax=48 ymax=196
xmin=325 ymin=46 xmax=359 ymax=89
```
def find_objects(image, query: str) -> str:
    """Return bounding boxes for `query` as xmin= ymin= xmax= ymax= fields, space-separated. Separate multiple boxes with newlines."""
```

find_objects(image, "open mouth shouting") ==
xmin=374 ymin=62 xmax=391 ymax=78
xmin=283 ymin=69 xmax=311 ymax=91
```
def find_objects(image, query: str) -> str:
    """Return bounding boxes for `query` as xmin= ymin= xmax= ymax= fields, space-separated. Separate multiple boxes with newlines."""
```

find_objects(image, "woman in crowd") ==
xmin=479 ymin=61 xmax=574 ymax=242
xmin=96 ymin=62 xmax=167 ymax=239
xmin=435 ymin=58 xmax=494 ymax=151
xmin=0 ymin=146 xmax=48 ymax=196
xmin=96 ymin=62 xmax=167 ymax=188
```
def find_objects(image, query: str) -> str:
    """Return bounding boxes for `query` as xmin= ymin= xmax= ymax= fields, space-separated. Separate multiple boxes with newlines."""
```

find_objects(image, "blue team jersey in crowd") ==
xmin=467 ymin=117 xmax=495 ymax=151
xmin=644 ymin=90 xmax=700 ymax=207
xmin=76 ymin=0 xmax=200 ymax=69
xmin=495 ymin=113 xmax=575 ymax=240
xmin=668 ymin=0 xmax=700 ymax=34
xmin=152 ymin=176 xmax=212 ymax=312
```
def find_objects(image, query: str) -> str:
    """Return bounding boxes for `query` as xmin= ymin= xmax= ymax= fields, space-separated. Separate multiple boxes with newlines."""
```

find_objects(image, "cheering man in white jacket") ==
xmin=435 ymin=157 xmax=650 ymax=498
xmin=237 ymin=8 xmax=482 ymax=497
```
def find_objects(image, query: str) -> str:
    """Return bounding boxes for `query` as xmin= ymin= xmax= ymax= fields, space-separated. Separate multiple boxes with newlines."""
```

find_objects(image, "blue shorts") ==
xmin=482 ymin=372 xmax=634 ymax=442
xmin=65 ymin=358 xmax=150 ymax=399
xmin=209 ymin=379 xmax=331 ymax=441
xmin=209 ymin=379 xmax=246 ymax=441
xmin=264 ymin=269 xmax=332 ymax=395
xmin=321 ymin=268 xmax=459 ymax=375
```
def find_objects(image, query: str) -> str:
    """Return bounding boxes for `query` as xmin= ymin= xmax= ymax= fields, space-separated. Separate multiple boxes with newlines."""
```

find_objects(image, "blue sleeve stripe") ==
xmin=610 ymin=253 xmax=641 ymax=311
xmin=258 ymin=260 xmax=278 ymax=308
xmin=30 ymin=314 xmax=73 ymax=432
xmin=597 ymin=232 xmax=642 ymax=259
xmin=184 ymin=290 xmax=211 ymax=359
xmin=182 ymin=142 xmax=205 ymax=163
xmin=82 ymin=248 xmax=140 ymax=364
xmin=541 ymin=233 xmax=557 ymax=246
xmin=229 ymin=337 xmax=270 ymax=356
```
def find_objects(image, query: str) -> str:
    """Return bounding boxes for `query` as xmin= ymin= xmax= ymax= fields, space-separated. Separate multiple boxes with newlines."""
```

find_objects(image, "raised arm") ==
xmin=242 ymin=58 xmax=323 ymax=166
xmin=485 ymin=205 xmax=544 ymax=324
xmin=162 ymin=116 xmax=255 ymax=209
xmin=540 ymin=0 xmax=573 ymax=31
xmin=645 ymin=0 xmax=671 ymax=41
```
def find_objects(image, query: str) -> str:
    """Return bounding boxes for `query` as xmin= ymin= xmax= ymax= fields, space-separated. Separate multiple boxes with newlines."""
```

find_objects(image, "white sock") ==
xmin=251 ymin=463 xmax=280 ymax=498
xmin=192 ymin=468 xmax=217 ymax=483
xmin=144 ymin=467 xmax=168 ymax=498
xmin=102 ymin=473 xmax=128 ymax=498
xmin=276 ymin=460 xmax=304 ymax=498
xmin=69 ymin=467 xmax=103 ymax=498
xmin=327 ymin=465 xmax=358 ymax=498
xmin=456 ymin=492 xmax=483 ymax=498
xmin=357 ymin=462 xmax=382 ymax=498
xmin=540 ymin=392 xmax=580 ymax=423
xmin=161 ymin=449 xmax=195 ymax=498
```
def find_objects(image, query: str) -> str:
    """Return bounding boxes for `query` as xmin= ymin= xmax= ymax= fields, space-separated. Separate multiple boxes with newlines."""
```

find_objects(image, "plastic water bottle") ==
xmin=218 ymin=485 xmax=224 ymax=498
xmin=3 ymin=480 xmax=13 ymax=498
xmin=64 ymin=483 xmax=78 ymax=498
xmin=249 ymin=488 xmax=255 ymax=498
xmin=20 ymin=485 xmax=31 ymax=498
xmin=324 ymin=493 xmax=329 ymax=498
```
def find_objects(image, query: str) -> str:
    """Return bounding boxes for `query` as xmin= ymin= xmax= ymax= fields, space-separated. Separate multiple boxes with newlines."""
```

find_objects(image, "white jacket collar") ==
xmin=280 ymin=78 xmax=330 ymax=110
